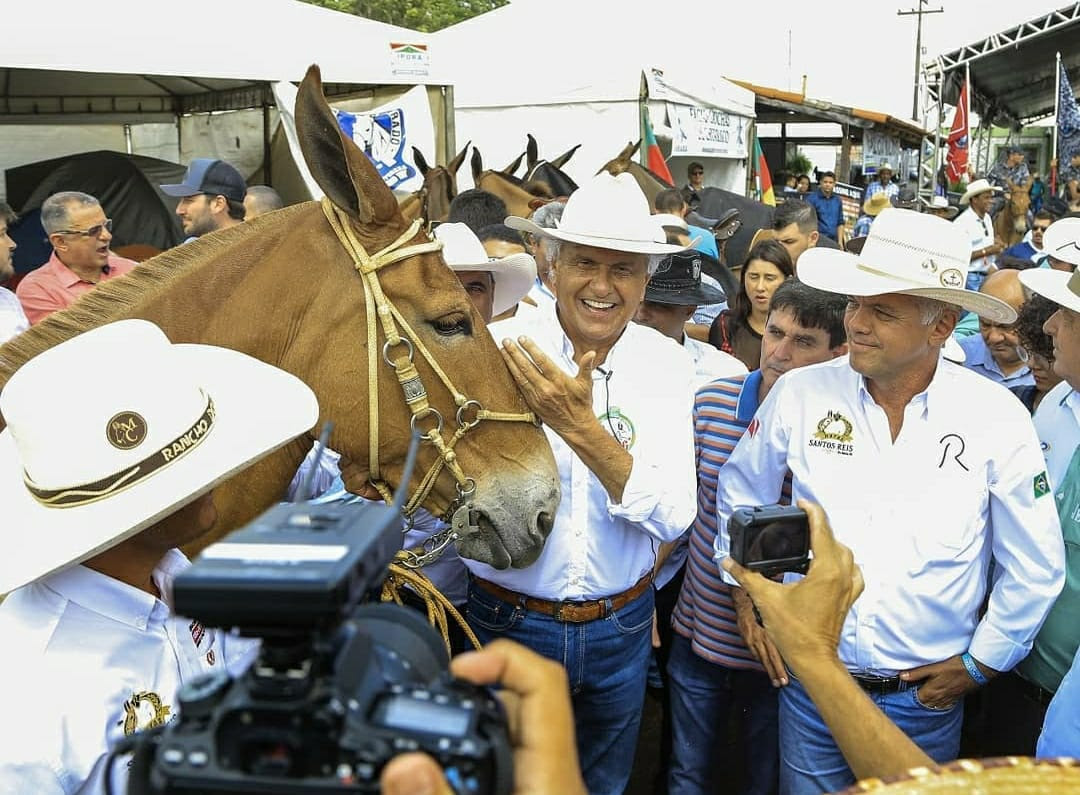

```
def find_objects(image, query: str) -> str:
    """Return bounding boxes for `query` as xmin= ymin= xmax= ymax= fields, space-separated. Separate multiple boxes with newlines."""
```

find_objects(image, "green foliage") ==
xmin=300 ymin=0 xmax=507 ymax=32
xmin=785 ymin=150 xmax=812 ymax=176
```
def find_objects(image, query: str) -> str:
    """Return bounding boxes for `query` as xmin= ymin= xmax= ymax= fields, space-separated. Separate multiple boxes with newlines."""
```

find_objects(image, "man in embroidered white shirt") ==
xmin=0 ymin=319 xmax=318 ymax=794
xmin=714 ymin=208 xmax=1066 ymax=795
xmin=467 ymin=173 xmax=697 ymax=795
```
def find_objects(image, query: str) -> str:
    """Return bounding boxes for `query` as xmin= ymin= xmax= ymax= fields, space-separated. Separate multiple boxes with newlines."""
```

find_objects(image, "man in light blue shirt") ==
xmin=957 ymin=269 xmax=1034 ymax=391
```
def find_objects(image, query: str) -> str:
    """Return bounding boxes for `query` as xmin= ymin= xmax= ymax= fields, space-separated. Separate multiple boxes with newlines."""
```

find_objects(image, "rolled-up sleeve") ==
xmin=714 ymin=377 xmax=793 ymax=584
xmin=970 ymin=416 xmax=1066 ymax=672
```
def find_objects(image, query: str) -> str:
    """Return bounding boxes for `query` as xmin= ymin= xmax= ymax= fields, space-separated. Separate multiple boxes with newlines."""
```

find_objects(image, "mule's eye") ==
xmin=433 ymin=312 xmax=472 ymax=337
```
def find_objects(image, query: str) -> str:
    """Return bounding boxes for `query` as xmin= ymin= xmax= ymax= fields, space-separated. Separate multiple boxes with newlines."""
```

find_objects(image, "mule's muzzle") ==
xmin=456 ymin=483 xmax=559 ymax=570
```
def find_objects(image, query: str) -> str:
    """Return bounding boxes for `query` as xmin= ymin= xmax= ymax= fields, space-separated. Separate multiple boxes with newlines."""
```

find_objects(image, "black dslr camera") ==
xmin=125 ymin=500 xmax=513 ymax=795
xmin=729 ymin=505 xmax=811 ymax=578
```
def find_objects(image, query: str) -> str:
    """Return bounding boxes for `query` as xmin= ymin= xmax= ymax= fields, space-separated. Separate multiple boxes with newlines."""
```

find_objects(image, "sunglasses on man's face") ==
xmin=56 ymin=219 xmax=113 ymax=239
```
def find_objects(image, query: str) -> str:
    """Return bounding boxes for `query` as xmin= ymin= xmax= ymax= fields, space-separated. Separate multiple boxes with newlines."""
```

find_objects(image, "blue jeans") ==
xmin=467 ymin=582 xmax=654 ymax=795
xmin=779 ymin=675 xmax=963 ymax=795
xmin=667 ymin=634 xmax=779 ymax=795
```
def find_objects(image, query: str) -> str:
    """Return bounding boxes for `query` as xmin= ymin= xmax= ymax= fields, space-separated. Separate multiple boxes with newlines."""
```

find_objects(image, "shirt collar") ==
xmin=48 ymin=250 xmax=111 ymax=287
xmin=735 ymin=370 xmax=765 ymax=422
xmin=856 ymin=359 xmax=940 ymax=417
xmin=42 ymin=548 xmax=189 ymax=630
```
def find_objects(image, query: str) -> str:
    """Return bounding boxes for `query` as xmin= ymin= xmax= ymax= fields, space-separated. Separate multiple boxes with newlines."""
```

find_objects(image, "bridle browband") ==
xmin=320 ymin=198 xmax=538 ymax=566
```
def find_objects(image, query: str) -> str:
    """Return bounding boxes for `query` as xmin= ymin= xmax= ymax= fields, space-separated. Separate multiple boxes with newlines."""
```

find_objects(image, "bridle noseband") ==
xmin=320 ymin=198 xmax=538 ymax=566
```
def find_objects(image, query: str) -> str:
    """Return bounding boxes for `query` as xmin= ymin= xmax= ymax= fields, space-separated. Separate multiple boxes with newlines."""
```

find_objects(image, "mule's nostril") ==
xmin=537 ymin=511 xmax=554 ymax=538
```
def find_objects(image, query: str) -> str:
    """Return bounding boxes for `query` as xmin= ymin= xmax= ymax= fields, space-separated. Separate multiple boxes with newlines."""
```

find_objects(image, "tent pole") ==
xmin=262 ymin=88 xmax=273 ymax=187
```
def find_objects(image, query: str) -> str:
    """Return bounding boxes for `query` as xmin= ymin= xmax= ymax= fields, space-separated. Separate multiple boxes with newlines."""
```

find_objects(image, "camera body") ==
xmin=127 ymin=501 xmax=513 ymax=794
xmin=729 ymin=504 xmax=810 ymax=578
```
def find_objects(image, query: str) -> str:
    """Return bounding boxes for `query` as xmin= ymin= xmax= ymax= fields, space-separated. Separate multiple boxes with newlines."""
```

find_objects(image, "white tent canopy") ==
xmin=436 ymin=0 xmax=755 ymax=192
xmin=2 ymin=0 xmax=448 ymax=123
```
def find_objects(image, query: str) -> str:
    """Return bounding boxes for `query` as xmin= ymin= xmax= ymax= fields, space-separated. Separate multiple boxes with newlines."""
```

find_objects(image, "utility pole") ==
xmin=898 ymin=0 xmax=944 ymax=120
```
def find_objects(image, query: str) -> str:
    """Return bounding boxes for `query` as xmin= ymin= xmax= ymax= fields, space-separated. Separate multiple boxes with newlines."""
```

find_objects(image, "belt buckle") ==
xmin=552 ymin=601 xmax=568 ymax=622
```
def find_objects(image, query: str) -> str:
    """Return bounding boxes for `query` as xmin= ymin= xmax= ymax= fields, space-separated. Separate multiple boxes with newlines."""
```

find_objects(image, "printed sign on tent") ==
xmin=862 ymin=131 xmax=902 ymax=176
xmin=668 ymin=103 xmax=749 ymax=160
xmin=332 ymin=85 xmax=435 ymax=193
xmin=390 ymin=43 xmax=430 ymax=77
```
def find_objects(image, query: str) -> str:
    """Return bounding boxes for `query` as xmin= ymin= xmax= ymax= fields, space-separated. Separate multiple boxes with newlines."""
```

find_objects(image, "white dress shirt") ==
xmin=714 ymin=356 xmax=1065 ymax=675
xmin=0 ymin=550 xmax=258 ymax=794
xmin=0 ymin=285 xmax=29 ymax=344
xmin=683 ymin=334 xmax=748 ymax=389
xmin=955 ymin=207 xmax=997 ymax=273
xmin=471 ymin=311 xmax=697 ymax=600
xmin=1034 ymin=380 xmax=1080 ymax=490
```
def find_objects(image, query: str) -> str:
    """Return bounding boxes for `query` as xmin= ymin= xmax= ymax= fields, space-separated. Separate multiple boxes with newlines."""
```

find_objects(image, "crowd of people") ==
xmin=1 ymin=141 xmax=1079 ymax=795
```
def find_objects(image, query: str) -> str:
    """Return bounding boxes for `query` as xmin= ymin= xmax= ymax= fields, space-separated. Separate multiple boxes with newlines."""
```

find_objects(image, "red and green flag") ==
xmin=642 ymin=107 xmax=674 ymax=185
xmin=753 ymin=136 xmax=775 ymax=206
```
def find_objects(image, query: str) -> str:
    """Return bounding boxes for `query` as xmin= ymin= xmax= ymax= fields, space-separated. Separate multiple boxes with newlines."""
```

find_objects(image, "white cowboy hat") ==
xmin=959 ymin=178 xmax=1003 ymax=206
xmin=1019 ymin=267 xmax=1080 ymax=314
xmin=434 ymin=222 xmax=538 ymax=316
xmin=922 ymin=195 xmax=959 ymax=219
xmin=654 ymin=213 xmax=689 ymax=233
xmin=0 ymin=320 xmax=319 ymax=594
xmin=798 ymin=208 xmax=1016 ymax=323
xmin=505 ymin=172 xmax=686 ymax=255
xmin=877 ymin=162 xmax=895 ymax=173
xmin=1041 ymin=217 xmax=1080 ymax=269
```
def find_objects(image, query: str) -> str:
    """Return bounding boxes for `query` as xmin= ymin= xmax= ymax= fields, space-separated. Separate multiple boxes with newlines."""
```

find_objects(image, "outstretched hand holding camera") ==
xmin=380 ymin=639 xmax=587 ymax=795
xmin=721 ymin=499 xmax=934 ymax=781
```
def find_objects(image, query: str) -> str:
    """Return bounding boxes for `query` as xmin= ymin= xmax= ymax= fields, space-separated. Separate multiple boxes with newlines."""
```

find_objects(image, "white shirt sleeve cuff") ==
xmin=969 ymin=623 xmax=1031 ymax=673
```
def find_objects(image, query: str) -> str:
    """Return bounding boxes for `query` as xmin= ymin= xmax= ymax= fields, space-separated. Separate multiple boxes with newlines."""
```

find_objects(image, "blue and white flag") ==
xmin=1059 ymin=61 xmax=1080 ymax=162
xmin=333 ymin=86 xmax=435 ymax=193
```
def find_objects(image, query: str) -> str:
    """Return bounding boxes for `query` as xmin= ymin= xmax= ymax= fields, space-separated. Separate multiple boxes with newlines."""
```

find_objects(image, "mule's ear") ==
xmin=503 ymin=150 xmax=525 ymax=175
xmin=413 ymin=147 xmax=431 ymax=176
xmin=294 ymin=64 xmax=398 ymax=224
xmin=448 ymin=141 xmax=471 ymax=176
xmin=526 ymin=134 xmax=539 ymax=169
xmin=551 ymin=143 xmax=581 ymax=170
xmin=471 ymin=147 xmax=484 ymax=182
xmin=614 ymin=140 xmax=635 ymax=162
xmin=629 ymin=139 xmax=642 ymax=158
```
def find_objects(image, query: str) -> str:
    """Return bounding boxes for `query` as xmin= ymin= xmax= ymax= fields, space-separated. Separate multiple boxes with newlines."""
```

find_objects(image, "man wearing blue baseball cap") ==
xmin=161 ymin=158 xmax=247 ymax=241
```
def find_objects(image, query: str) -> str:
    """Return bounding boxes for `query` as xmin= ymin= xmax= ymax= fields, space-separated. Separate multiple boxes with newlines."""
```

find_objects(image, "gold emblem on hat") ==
xmin=119 ymin=690 xmax=172 ymax=736
xmin=940 ymin=269 xmax=964 ymax=289
xmin=107 ymin=412 xmax=147 ymax=450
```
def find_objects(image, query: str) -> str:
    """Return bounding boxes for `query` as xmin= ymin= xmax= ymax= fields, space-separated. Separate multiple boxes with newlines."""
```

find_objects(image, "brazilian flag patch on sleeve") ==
xmin=1034 ymin=471 xmax=1051 ymax=499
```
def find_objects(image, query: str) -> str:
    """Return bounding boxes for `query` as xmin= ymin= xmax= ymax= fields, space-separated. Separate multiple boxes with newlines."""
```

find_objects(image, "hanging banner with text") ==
xmin=333 ymin=85 xmax=435 ymax=193
xmin=667 ymin=103 xmax=750 ymax=159
xmin=862 ymin=130 xmax=902 ymax=176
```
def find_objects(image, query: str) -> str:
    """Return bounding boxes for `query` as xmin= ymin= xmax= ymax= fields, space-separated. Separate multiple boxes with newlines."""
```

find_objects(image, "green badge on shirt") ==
xmin=1034 ymin=471 xmax=1051 ymax=499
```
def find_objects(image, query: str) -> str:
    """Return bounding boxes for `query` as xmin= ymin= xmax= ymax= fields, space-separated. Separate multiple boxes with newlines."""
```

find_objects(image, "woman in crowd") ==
xmin=1014 ymin=292 xmax=1064 ymax=413
xmin=795 ymin=174 xmax=811 ymax=196
xmin=708 ymin=239 xmax=794 ymax=370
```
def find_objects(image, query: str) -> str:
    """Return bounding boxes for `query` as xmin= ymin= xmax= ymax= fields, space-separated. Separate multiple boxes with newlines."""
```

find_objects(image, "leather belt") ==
xmin=851 ymin=674 xmax=911 ymax=696
xmin=472 ymin=573 xmax=653 ymax=623
xmin=1014 ymin=672 xmax=1055 ymax=708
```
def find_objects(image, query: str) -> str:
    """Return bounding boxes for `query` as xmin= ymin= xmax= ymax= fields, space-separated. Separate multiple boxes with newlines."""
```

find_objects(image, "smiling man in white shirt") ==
xmin=0 ymin=320 xmax=318 ymax=794
xmin=714 ymin=208 xmax=1066 ymax=795
xmin=467 ymin=173 xmax=697 ymax=795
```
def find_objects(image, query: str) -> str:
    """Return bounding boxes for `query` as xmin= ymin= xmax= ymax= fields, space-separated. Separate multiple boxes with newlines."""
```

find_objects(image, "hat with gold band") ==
xmin=0 ymin=320 xmax=319 ymax=594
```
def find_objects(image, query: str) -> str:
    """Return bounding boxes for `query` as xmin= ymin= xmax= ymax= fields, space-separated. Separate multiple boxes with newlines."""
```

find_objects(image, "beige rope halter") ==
xmin=319 ymin=198 xmax=538 ymax=567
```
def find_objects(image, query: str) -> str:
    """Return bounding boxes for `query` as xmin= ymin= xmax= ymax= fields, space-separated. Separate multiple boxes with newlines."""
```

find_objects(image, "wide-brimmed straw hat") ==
xmin=0 ymin=320 xmax=319 ymax=594
xmin=506 ymin=172 xmax=686 ymax=255
xmin=922 ymin=195 xmax=959 ymax=219
xmin=959 ymin=178 xmax=1003 ymax=205
xmin=434 ymin=222 xmax=537 ymax=316
xmin=798 ymin=208 xmax=1016 ymax=323
xmin=862 ymin=192 xmax=893 ymax=217
xmin=836 ymin=756 xmax=1080 ymax=794
xmin=1041 ymin=217 xmax=1080 ymax=269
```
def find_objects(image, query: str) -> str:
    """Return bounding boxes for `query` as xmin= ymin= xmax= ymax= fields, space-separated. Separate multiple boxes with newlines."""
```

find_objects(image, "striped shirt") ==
xmin=671 ymin=370 xmax=791 ymax=670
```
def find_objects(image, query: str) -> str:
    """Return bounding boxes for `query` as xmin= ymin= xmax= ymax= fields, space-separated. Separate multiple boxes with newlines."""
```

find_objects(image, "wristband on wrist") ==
xmin=961 ymin=652 xmax=989 ymax=686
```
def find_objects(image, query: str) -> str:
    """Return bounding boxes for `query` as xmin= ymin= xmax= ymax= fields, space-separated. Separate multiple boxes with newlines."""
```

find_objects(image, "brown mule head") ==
xmin=289 ymin=66 xmax=560 ymax=567
xmin=471 ymin=145 xmax=544 ymax=219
